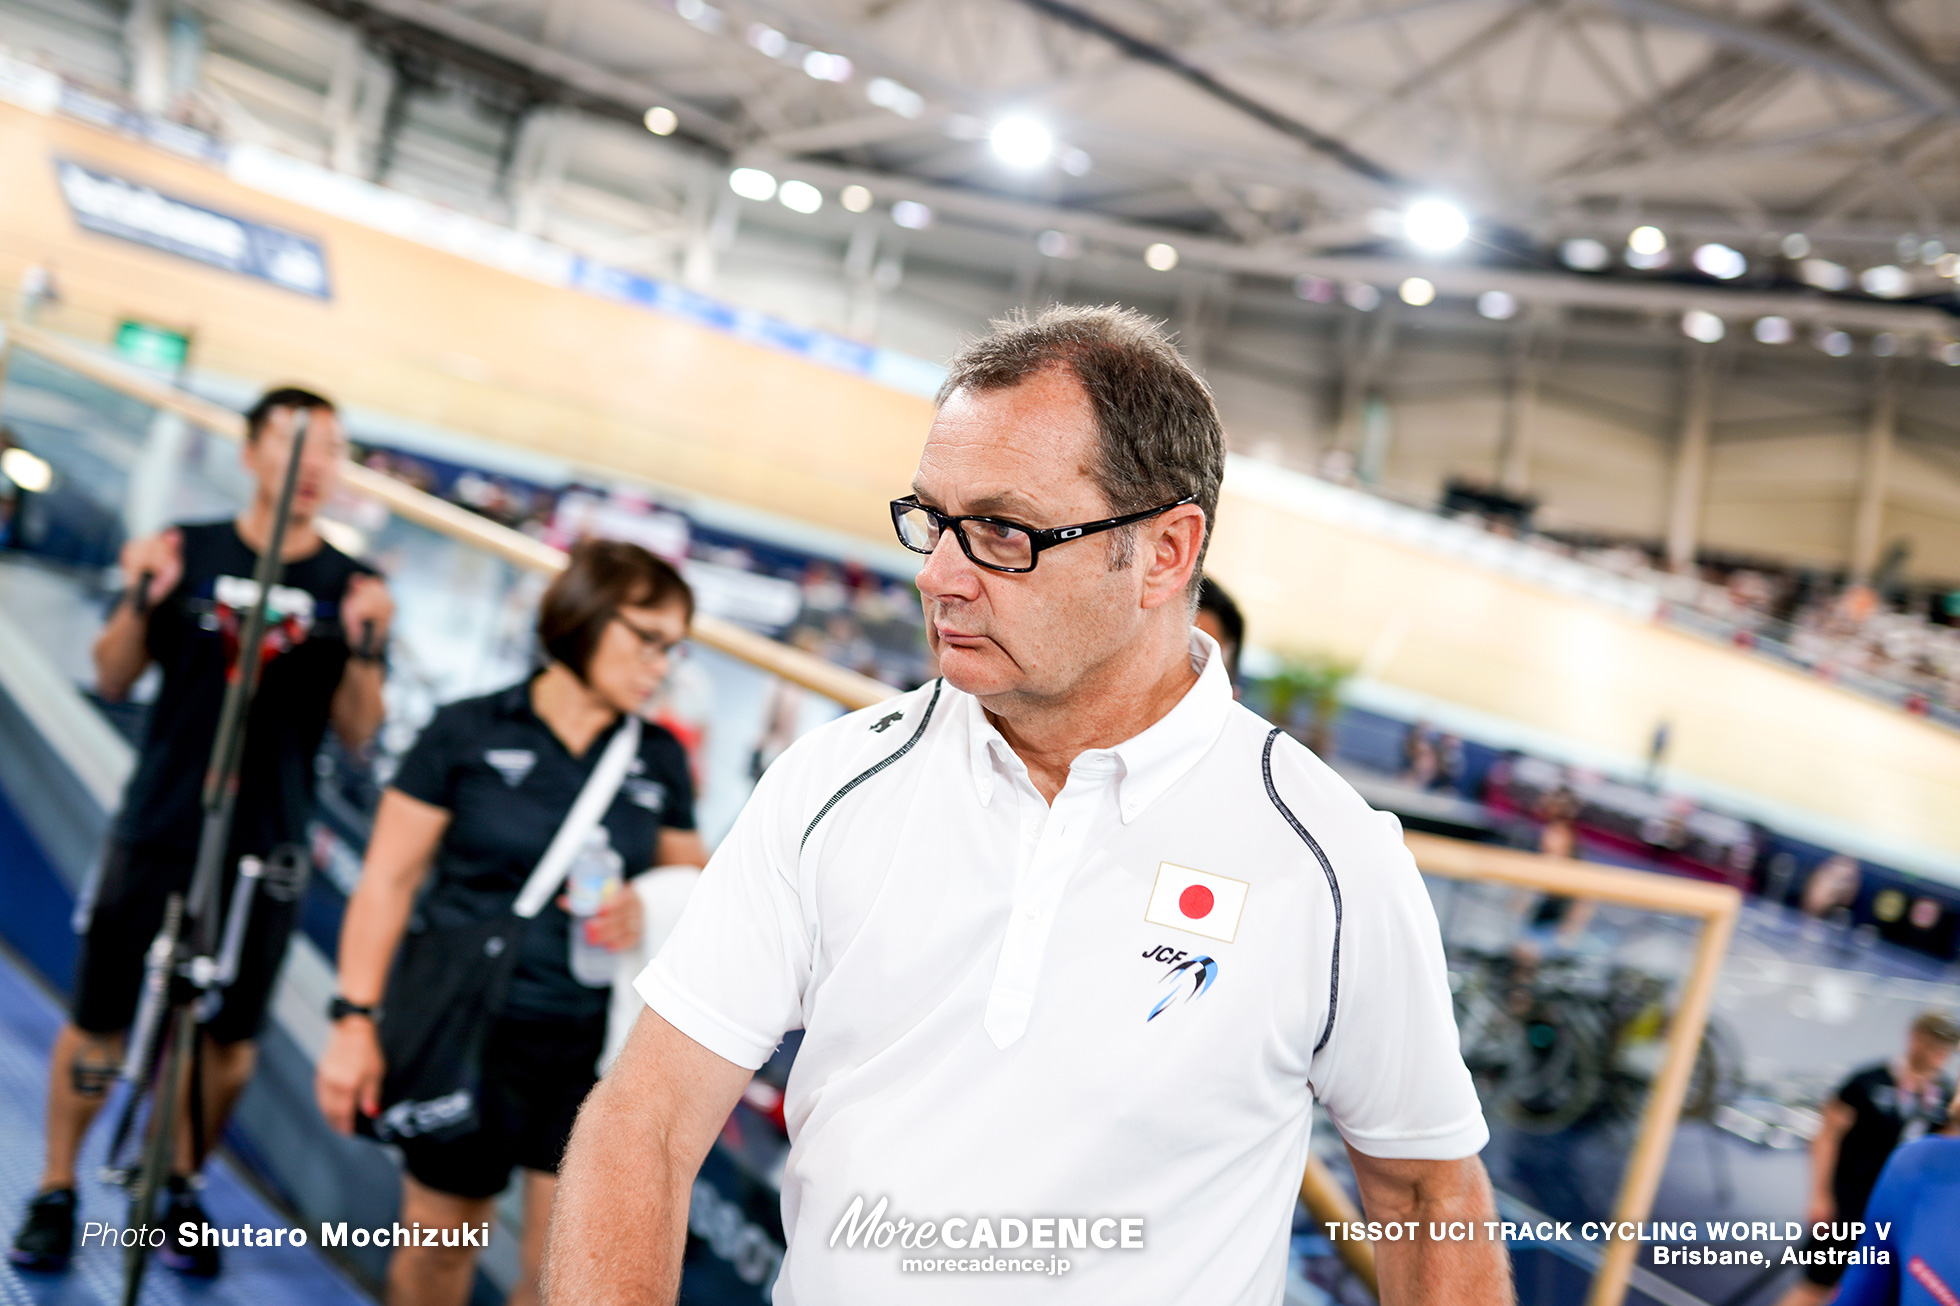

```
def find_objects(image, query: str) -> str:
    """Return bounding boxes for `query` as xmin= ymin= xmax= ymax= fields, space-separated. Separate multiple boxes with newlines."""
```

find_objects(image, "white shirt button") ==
xmin=1023 ymin=906 xmax=1038 ymax=920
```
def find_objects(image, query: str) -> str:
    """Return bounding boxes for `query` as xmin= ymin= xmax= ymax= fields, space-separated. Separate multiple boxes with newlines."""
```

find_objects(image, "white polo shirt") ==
xmin=638 ymin=631 xmax=1486 ymax=1304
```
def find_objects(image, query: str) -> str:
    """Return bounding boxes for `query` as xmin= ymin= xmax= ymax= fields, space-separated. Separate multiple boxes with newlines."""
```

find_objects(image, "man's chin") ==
xmin=934 ymin=645 xmax=1017 ymax=698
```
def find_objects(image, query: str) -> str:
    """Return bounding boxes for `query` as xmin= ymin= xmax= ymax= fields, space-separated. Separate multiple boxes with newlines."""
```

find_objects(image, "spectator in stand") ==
xmin=1801 ymin=853 xmax=1863 ymax=921
xmin=1194 ymin=575 xmax=1244 ymax=693
xmin=1516 ymin=788 xmax=1594 ymax=960
xmin=1773 ymin=1011 xmax=1960 ymax=1306
xmin=1832 ymin=1080 xmax=1960 ymax=1306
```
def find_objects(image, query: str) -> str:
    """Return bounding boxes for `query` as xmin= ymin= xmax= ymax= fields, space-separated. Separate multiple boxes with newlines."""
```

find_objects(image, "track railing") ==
xmin=0 ymin=320 xmax=1743 ymax=1306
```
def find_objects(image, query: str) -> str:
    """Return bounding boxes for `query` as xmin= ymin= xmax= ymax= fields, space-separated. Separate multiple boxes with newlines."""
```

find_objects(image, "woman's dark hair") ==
xmin=537 ymin=540 xmax=693 ymax=680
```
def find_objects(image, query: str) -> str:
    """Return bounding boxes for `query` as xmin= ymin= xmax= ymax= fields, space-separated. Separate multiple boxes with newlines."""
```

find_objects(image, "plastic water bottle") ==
xmin=565 ymin=826 xmax=623 ymax=987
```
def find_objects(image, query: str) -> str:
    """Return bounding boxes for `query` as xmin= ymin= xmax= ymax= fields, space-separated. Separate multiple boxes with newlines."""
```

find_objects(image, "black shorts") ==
xmin=398 ymin=1012 xmax=605 ymax=1201
xmin=72 ymin=840 xmax=301 ymax=1046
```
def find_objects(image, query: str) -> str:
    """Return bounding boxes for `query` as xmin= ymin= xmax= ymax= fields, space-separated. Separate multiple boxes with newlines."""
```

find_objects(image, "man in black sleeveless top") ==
xmin=9 ymin=388 xmax=393 ymax=1279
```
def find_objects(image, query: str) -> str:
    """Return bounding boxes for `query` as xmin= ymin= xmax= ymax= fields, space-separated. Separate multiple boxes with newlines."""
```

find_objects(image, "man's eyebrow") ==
xmin=910 ymin=485 xmax=1042 ymax=519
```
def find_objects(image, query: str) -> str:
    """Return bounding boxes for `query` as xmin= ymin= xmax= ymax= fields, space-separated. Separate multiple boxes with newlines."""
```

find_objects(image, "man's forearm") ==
xmin=542 ymin=1072 xmax=693 ymax=1305
xmin=1374 ymin=1219 xmax=1511 ymax=1306
xmin=331 ymin=661 xmax=386 ymax=748
xmin=93 ymin=606 xmax=149 ymax=701
xmin=1352 ymin=1151 xmax=1512 ymax=1306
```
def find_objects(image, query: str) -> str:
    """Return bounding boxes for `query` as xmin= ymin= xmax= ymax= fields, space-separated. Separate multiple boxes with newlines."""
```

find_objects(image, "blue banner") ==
xmin=55 ymin=159 xmax=331 ymax=299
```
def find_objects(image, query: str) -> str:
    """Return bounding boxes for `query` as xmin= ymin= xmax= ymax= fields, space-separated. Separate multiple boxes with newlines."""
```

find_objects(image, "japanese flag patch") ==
xmin=1144 ymin=863 xmax=1249 ymax=944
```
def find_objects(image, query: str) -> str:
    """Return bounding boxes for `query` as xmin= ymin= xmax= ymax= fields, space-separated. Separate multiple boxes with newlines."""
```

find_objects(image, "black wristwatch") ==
xmin=328 ymin=996 xmax=376 ymax=1023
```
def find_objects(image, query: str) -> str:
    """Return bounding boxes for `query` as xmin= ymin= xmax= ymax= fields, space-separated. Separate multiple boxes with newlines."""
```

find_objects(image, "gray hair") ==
xmin=936 ymin=304 xmax=1224 ymax=585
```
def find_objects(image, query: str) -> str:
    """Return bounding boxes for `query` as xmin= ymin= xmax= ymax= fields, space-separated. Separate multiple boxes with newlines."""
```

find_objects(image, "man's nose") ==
xmin=917 ymin=528 xmax=979 ymax=599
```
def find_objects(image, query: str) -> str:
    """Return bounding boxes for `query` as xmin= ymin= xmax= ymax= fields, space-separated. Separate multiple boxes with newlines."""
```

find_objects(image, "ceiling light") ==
xmin=989 ymin=117 xmax=1052 ymax=168
xmin=1692 ymin=243 xmax=1746 ymax=280
xmin=1937 ymin=253 xmax=1960 ymax=279
xmin=1560 ymin=238 xmax=1608 ymax=271
xmin=1781 ymin=233 xmax=1811 ymax=259
xmin=1477 ymin=290 xmax=1518 ymax=320
xmin=747 ymin=23 xmax=787 ymax=57
xmin=840 ymin=184 xmax=873 ymax=213
xmin=802 ymin=51 xmax=853 ymax=81
xmin=1343 ymin=282 xmax=1381 ymax=311
xmin=1036 ymin=230 xmax=1079 ymax=259
xmin=0 ymin=446 xmax=52 ymax=493
xmin=1817 ymin=329 xmax=1852 ymax=357
xmin=1800 ymin=258 xmax=1850 ymax=291
xmin=890 ymin=200 xmax=932 ymax=229
xmin=1859 ymin=264 xmax=1912 ymax=298
xmin=728 ymin=167 xmax=777 ymax=201
xmin=1681 ymin=310 xmax=1725 ymax=343
xmin=779 ymin=179 xmax=822 ymax=214
xmin=1628 ymin=225 xmax=1666 ymax=256
xmin=1922 ymin=240 xmax=1946 ymax=264
xmin=1940 ymin=341 xmax=1960 ymax=366
xmin=866 ymin=77 xmax=924 ymax=119
xmin=1398 ymin=276 xmax=1436 ymax=306
xmin=675 ymin=0 xmax=722 ymax=30
xmin=1753 ymin=316 xmax=1793 ymax=345
xmin=1403 ymin=199 xmax=1469 ymax=253
xmin=643 ymin=106 xmax=678 ymax=136
xmin=1144 ymin=243 xmax=1179 ymax=271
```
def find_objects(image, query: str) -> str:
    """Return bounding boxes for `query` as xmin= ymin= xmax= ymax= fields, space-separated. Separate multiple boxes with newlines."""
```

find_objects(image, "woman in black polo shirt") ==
xmin=316 ymin=541 xmax=706 ymax=1306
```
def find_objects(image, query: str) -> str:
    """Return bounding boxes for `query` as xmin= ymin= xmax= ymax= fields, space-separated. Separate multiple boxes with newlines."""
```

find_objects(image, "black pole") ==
xmin=120 ymin=407 xmax=312 ymax=1306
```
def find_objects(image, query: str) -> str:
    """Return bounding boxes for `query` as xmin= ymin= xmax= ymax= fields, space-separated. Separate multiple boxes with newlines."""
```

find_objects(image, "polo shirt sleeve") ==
xmin=634 ymin=745 xmax=811 ymax=1070
xmin=388 ymin=704 xmax=462 ymax=810
xmin=1310 ymin=809 xmax=1489 ymax=1161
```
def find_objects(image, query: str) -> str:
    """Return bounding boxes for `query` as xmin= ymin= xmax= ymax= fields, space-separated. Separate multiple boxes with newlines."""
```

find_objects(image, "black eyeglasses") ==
xmin=890 ymin=495 xmax=1197 ymax=574
xmin=612 ymin=613 xmax=688 ymax=662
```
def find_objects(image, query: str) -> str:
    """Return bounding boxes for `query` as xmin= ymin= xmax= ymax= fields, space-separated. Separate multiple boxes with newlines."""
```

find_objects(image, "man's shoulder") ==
xmin=1214 ymin=706 xmax=1384 ymax=829
xmin=761 ymin=680 xmax=946 ymax=790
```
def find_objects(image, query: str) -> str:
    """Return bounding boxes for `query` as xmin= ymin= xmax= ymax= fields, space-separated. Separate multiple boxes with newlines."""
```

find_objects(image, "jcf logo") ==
xmin=1145 ymin=952 xmax=1218 ymax=1022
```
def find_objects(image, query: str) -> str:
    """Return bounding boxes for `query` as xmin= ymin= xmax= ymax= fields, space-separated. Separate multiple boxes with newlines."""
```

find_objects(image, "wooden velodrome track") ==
xmin=3 ymin=100 xmax=1958 ymax=864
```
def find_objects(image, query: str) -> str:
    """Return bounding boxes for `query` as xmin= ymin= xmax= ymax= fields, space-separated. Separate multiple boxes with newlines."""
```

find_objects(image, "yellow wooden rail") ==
xmin=1 ymin=323 xmax=896 ymax=711
xmin=3 ymin=322 xmax=1744 ymax=1306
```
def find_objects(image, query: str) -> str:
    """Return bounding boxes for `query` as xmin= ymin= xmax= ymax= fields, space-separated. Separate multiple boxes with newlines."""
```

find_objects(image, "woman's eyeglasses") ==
xmin=612 ymin=614 xmax=688 ymax=662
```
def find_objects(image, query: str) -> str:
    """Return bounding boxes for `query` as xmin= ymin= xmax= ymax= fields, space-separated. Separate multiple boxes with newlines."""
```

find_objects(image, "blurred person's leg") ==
xmin=513 ymin=1170 xmax=555 ymax=1306
xmin=171 ymin=1036 xmax=257 ymax=1175
xmin=388 ymin=1177 xmax=496 ymax=1306
xmin=37 ymin=1024 xmax=124 ymax=1190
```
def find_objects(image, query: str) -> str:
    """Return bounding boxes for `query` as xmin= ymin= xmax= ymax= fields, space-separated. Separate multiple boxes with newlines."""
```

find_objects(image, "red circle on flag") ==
xmin=1178 ymin=884 xmax=1215 ymax=919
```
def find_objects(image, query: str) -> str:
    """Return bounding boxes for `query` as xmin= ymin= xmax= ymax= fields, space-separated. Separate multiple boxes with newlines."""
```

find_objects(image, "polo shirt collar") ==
xmin=964 ymin=628 xmax=1235 ymax=823
xmin=493 ymin=678 xmax=538 ymax=720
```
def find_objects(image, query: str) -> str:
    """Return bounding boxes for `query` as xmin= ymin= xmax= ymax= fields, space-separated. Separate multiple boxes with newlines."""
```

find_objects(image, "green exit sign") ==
xmin=114 ymin=319 xmax=190 ymax=372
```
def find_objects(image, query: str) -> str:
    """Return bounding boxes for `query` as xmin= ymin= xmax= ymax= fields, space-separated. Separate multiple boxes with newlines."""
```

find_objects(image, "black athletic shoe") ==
xmin=156 ymin=1184 xmax=219 ymax=1279
xmin=8 ymin=1187 xmax=75 ymax=1272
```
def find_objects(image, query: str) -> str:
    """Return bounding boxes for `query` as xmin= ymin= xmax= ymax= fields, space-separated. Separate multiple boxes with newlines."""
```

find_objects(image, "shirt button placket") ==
xmin=983 ymin=770 xmax=1105 ymax=1050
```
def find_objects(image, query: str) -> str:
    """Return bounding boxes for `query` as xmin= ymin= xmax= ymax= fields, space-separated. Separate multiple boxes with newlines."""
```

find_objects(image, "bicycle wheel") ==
xmin=1498 ymin=999 xmax=1606 ymax=1134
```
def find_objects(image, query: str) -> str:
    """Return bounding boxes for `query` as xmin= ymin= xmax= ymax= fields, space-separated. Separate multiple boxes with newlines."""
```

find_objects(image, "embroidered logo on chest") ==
xmin=624 ymin=777 xmax=667 ymax=812
xmin=485 ymin=749 xmax=536 ymax=788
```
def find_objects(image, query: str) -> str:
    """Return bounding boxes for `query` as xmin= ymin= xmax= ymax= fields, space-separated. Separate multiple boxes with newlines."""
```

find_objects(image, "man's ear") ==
xmin=1138 ymin=506 xmax=1205 ymax=611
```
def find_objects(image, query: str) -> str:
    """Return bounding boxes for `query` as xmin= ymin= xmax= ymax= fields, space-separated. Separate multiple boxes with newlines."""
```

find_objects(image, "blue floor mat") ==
xmin=0 ymin=949 xmax=372 ymax=1306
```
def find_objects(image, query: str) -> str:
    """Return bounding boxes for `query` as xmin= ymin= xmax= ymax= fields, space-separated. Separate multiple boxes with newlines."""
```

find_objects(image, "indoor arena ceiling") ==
xmin=303 ymin=0 xmax=1960 ymax=309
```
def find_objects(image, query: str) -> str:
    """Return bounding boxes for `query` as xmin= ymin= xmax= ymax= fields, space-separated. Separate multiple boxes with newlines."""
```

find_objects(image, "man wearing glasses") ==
xmin=548 ymin=306 xmax=1506 ymax=1305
